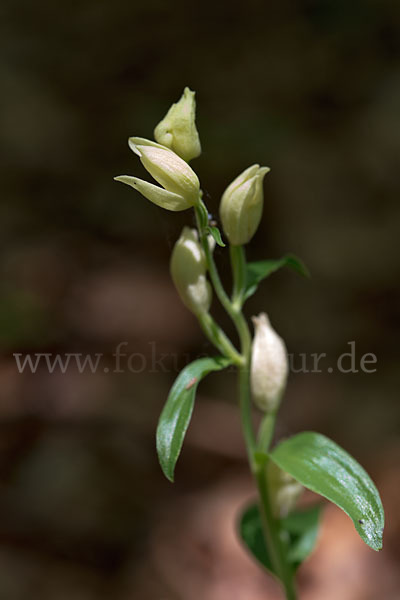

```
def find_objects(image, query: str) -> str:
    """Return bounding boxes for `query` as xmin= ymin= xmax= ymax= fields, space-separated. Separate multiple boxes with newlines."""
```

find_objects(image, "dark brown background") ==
xmin=0 ymin=1 xmax=399 ymax=598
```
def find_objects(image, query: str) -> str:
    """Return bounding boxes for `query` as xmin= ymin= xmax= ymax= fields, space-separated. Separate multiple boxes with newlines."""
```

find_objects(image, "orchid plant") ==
xmin=115 ymin=88 xmax=384 ymax=599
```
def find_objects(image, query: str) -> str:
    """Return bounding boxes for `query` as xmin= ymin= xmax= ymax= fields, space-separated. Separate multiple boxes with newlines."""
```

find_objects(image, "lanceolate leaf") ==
xmin=239 ymin=504 xmax=322 ymax=575
xmin=206 ymin=225 xmax=226 ymax=247
xmin=270 ymin=432 xmax=384 ymax=551
xmin=244 ymin=254 xmax=310 ymax=301
xmin=156 ymin=356 xmax=231 ymax=481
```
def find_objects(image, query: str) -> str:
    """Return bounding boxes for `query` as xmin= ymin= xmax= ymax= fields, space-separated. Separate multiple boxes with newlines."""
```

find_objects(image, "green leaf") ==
xmin=156 ymin=356 xmax=231 ymax=481
xmin=244 ymin=254 xmax=310 ymax=301
xmin=239 ymin=504 xmax=322 ymax=574
xmin=283 ymin=505 xmax=322 ymax=565
xmin=206 ymin=225 xmax=226 ymax=247
xmin=269 ymin=432 xmax=384 ymax=551
xmin=239 ymin=503 xmax=274 ymax=572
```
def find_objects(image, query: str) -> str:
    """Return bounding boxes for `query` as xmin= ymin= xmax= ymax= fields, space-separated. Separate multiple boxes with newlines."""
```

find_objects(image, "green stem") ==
xmin=228 ymin=244 xmax=252 ymax=354
xmin=195 ymin=202 xmax=251 ymax=354
xmin=229 ymin=242 xmax=297 ymax=600
xmin=195 ymin=204 xmax=238 ymax=320
xmin=195 ymin=198 xmax=296 ymax=598
xmin=257 ymin=412 xmax=277 ymax=452
xmin=198 ymin=312 xmax=243 ymax=366
xmin=239 ymin=360 xmax=296 ymax=600
xmin=254 ymin=454 xmax=297 ymax=600
xmin=238 ymin=361 xmax=257 ymax=462
xmin=230 ymin=244 xmax=247 ymax=309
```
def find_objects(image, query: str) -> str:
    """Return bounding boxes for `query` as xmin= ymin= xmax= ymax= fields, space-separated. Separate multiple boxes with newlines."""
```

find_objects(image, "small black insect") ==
xmin=358 ymin=519 xmax=364 ymax=525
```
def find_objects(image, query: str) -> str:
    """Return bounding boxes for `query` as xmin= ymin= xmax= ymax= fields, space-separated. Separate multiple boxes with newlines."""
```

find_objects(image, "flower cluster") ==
xmin=114 ymin=87 xmax=270 ymax=245
xmin=115 ymin=87 xmax=287 ymax=416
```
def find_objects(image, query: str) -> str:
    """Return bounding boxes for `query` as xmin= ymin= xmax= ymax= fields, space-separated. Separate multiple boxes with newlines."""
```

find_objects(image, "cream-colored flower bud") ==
xmin=154 ymin=87 xmax=201 ymax=162
xmin=267 ymin=462 xmax=304 ymax=518
xmin=114 ymin=137 xmax=200 ymax=211
xmin=170 ymin=227 xmax=212 ymax=316
xmin=250 ymin=313 xmax=288 ymax=413
xmin=220 ymin=164 xmax=270 ymax=245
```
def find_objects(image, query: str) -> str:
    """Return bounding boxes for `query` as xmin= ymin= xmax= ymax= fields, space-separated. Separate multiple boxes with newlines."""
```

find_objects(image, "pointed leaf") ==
xmin=156 ymin=356 xmax=231 ymax=481
xmin=239 ymin=504 xmax=322 ymax=575
xmin=244 ymin=254 xmax=310 ymax=301
xmin=269 ymin=432 xmax=384 ymax=551
xmin=206 ymin=225 xmax=226 ymax=247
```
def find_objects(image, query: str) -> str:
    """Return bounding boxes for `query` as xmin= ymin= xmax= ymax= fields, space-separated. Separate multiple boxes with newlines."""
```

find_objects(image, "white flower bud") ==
xmin=170 ymin=227 xmax=212 ymax=316
xmin=154 ymin=87 xmax=201 ymax=162
xmin=220 ymin=164 xmax=270 ymax=245
xmin=114 ymin=137 xmax=200 ymax=211
xmin=267 ymin=461 xmax=304 ymax=518
xmin=250 ymin=313 xmax=288 ymax=413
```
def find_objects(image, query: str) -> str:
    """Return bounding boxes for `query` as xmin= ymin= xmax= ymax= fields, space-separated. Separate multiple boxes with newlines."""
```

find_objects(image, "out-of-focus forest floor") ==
xmin=0 ymin=360 xmax=399 ymax=600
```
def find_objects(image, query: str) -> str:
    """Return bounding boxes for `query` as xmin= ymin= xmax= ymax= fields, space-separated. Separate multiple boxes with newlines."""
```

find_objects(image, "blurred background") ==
xmin=1 ymin=1 xmax=399 ymax=598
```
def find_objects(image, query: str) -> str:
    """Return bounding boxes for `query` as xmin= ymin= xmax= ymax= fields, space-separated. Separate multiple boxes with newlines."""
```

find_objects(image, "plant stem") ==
xmin=238 ymin=360 xmax=257 ymax=462
xmin=229 ymin=242 xmax=297 ymax=600
xmin=230 ymin=244 xmax=247 ymax=309
xmin=195 ymin=202 xmax=251 ymax=354
xmin=257 ymin=412 xmax=277 ymax=452
xmin=198 ymin=312 xmax=243 ymax=366
xmin=254 ymin=454 xmax=297 ymax=600
xmin=195 ymin=199 xmax=296 ymax=598
xmin=239 ymin=355 xmax=297 ymax=600
xmin=195 ymin=205 xmax=238 ymax=320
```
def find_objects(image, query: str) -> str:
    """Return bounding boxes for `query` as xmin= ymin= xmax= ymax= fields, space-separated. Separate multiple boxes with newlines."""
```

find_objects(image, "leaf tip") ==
xmin=159 ymin=459 xmax=175 ymax=483
xmin=206 ymin=225 xmax=226 ymax=247
xmin=356 ymin=519 xmax=384 ymax=552
xmin=285 ymin=253 xmax=311 ymax=278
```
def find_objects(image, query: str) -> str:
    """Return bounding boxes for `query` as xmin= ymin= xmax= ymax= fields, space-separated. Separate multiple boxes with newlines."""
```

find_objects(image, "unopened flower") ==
xmin=154 ymin=87 xmax=201 ymax=162
xmin=267 ymin=462 xmax=304 ymax=518
xmin=250 ymin=313 xmax=288 ymax=413
xmin=170 ymin=227 xmax=212 ymax=316
xmin=220 ymin=164 xmax=270 ymax=245
xmin=115 ymin=138 xmax=200 ymax=211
